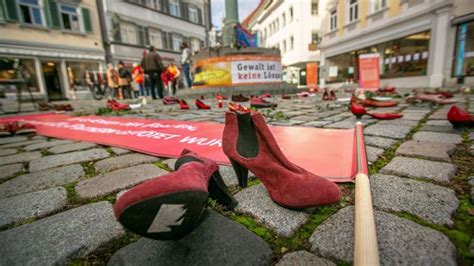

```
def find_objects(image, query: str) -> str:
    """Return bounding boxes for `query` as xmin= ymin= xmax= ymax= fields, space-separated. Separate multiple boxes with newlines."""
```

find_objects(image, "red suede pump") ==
xmin=114 ymin=149 xmax=237 ymax=240
xmin=195 ymin=99 xmax=211 ymax=109
xmin=350 ymin=102 xmax=403 ymax=120
xmin=447 ymin=106 xmax=474 ymax=128
xmin=222 ymin=109 xmax=341 ymax=209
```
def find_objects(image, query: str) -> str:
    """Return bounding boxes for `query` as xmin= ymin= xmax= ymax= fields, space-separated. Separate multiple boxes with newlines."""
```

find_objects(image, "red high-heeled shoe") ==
xmin=107 ymin=100 xmax=130 ymax=111
xmin=250 ymin=97 xmax=277 ymax=108
xmin=350 ymin=101 xmax=403 ymax=120
xmin=195 ymin=99 xmax=211 ymax=109
xmin=329 ymin=90 xmax=337 ymax=101
xmin=179 ymin=99 xmax=189 ymax=110
xmin=163 ymin=96 xmax=178 ymax=105
xmin=114 ymin=149 xmax=237 ymax=240
xmin=447 ymin=106 xmax=474 ymax=128
xmin=216 ymin=94 xmax=229 ymax=100
xmin=322 ymin=89 xmax=330 ymax=101
xmin=222 ymin=109 xmax=341 ymax=208
xmin=351 ymin=96 xmax=398 ymax=108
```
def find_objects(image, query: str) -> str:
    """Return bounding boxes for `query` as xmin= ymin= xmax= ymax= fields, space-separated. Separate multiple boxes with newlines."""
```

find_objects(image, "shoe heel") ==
xmin=209 ymin=171 xmax=238 ymax=209
xmin=230 ymin=159 xmax=249 ymax=188
xmin=354 ymin=114 xmax=363 ymax=119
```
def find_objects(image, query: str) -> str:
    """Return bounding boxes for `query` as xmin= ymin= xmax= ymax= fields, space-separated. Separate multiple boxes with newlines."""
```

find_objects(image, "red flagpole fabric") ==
xmin=0 ymin=113 xmax=367 ymax=182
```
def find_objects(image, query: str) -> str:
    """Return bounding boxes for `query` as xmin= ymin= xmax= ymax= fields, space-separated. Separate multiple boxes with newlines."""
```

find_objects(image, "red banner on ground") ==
xmin=359 ymin=54 xmax=380 ymax=90
xmin=0 ymin=113 xmax=366 ymax=182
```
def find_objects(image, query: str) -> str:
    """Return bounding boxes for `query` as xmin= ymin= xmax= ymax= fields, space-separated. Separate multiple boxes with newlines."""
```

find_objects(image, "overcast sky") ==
xmin=211 ymin=0 xmax=260 ymax=29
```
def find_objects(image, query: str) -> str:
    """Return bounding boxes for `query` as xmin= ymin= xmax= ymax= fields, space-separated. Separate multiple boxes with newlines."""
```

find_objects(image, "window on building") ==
xmin=0 ymin=58 xmax=40 ymax=93
xmin=189 ymin=6 xmax=198 ymax=23
xmin=18 ymin=0 xmax=42 ymax=25
xmin=149 ymin=28 xmax=163 ymax=49
xmin=60 ymin=4 xmax=80 ymax=31
xmin=290 ymin=36 xmax=294 ymax=50
xmin=137 ymin=25 xmax=147 ymax=46
xmin=348 ymin=0 xmax=359 ymax=23
xmin=169 ymin=0 xmax=180 ymax=17
xmin=312 ymin=32 xmax=319 ymax=43
xmin=66 ymin=61 xmax=100 ymax=91
xmin=191 ymin=38 xmax=201 ymax=51
xmin=453 ymin=22 xmax=474 ymax=77
xmin=283 ymin=40 xmax=287 ymax=53
xmin=146 ymin=0 xmax=161 ymax=10
xmin=373 ymin=0 xmax=387 ymax=12
xmin=289 ymin=7 xmax=293 ymax=21
xmin=172 ymin=34 xmax=183 ymax=52
xmin=311 ymin=0 xmax=319 ymax=15
xmin=330 ymin=10 xmax=337 ymax=31
xmin=120 ymin=23 xmax=137 ymax=44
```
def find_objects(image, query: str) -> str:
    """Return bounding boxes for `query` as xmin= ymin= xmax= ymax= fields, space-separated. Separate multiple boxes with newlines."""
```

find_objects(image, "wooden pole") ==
xmin=354 ymin=122 xmax=380 ymax=265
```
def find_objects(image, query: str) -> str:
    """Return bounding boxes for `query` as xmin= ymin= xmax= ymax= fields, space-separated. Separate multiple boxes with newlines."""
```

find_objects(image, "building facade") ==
xmin=103 ymin=0 xmax=209 ymax=66
xmin=245 ymin=0 xmax=326 ymax=87
xmin=0 ymin=0 xmax=105 ymax=101
xmin=319 ymin=0 xmax=473 ymax=88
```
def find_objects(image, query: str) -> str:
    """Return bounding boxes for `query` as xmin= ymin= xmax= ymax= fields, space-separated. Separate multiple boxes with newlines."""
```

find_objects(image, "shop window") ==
xmin=312 ymin=32 xmax=319 ymax=44
xmin=146 ymin=0 xmax=161 ymax=10
xmin=18 ymin=0 xmax=42 ymax=26
xmin=348 ymin=0 xmax=358 ymax=23
xmin=453 ymin=21 xmax=474 ymax=77
xmin=330 ymin=9 xmax=337 ymax=31
xmin=66 ymin=61 xmax=100 ymax=91
xmin=137 ymin=25 xmax=148 ymax=46
xmin=172 ymin=34 xmax=183 ymax=52
xmin=169 ymin=0 xmax=180 ymax=17
xmin=188 ymin=6 xmax=198 ymax=23
xmin=311 ymin=0 xmax=318 ymax=16
xmin=0 ymin=58 xmax=40 ymax=93
xmin=60 ymin=4 xmax=80 ymax=31
xmin=149 ymin=28 xmax=163 ymax=49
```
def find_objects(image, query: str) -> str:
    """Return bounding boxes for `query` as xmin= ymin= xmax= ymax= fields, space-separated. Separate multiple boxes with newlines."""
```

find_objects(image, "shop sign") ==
xmin=192 ymin=55 xmax=282 ymax=88
xmin=329 ymin=66 xmax=338 ymax=77
xmin=358 ymin=53 xmax=380 ymax=90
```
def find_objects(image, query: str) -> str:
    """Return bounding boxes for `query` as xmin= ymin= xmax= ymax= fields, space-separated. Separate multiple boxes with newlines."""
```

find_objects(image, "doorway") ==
xmin=41 ymin=61 xmax=64 ymax=101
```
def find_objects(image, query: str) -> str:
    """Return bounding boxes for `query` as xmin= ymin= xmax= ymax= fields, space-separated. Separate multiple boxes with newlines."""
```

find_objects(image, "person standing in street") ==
xmin=132 ymin=63 xmax=147 ymax=97
xmin=142 ymin=46 xmax=164 ymax=99
xmin=180 ymin=42 xmax=192 ymax=89
xmin=106 ymin=63 xmax=121 ymax=99
xmin=117 ymin=61 xmax=132 ymax=99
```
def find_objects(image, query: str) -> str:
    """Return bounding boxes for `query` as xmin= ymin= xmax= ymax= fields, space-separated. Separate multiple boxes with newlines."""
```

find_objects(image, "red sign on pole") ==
xmin=358 ymin=54 xmax=380 ymax=90
xmin=306 ymin=63 xmax=318 ymax=88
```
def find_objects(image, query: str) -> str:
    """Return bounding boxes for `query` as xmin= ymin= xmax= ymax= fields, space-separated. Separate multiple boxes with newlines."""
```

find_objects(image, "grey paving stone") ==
xmin=372 ymin=174 xmax=459 ymax=227
xmin=24 ymin=140 xmax=75 ymax=151
xmin=95 ymin=153 xmax=159 ymax=173
xmin=162 ymin=157 xmax=177 ymax=169
xmin=413 ymin=132 xmax=463 ymax=144
xmin=218 ymin=164 xmax=239 ymax=187
xmin=0 ymin=164 xmax=84 ymax=199
xmin=425 ymin=120 xmax=453 ymax=127
xmin=31 ymin=135 xmax=47 ymax=140
xmin=309 ymin=206 xmax=456 ymax=265
xmin=376 ymin=119 xmax=418 ymax=127
xmin=292 ymin=115 xmax=321 ymax=122
xmin=421 ymin=124 xmax=463 ymax=134
xmin=399 ymin=113 xmax=426 ymax=121
xmin=0 ymin=163 xmax=24 ymax=181
xmin=29 ymin=148 xmax=110 ymax=171
xmin=276 ymin=251 xmax=336 ymax=266
xmin=0 ymin=148 xmax=18 ymax=157
xmin=234 ymin=184 xmax=309 ymax=237
xmin=364 ymin=124 xmax=411 ymax=139
xmin=110 ymin=147 xmax=132 ymax=155
xmin=108 ymin=211 xmax=272 ymax=266
xmin=0 ymin=139 xmax=45 ymax=149
xmin=0 ymin=187 xmax=68 ymax=227
xmin=0 ymin=201 xmax=125 ymax=265
xmin=366 ymin=146 xmax=384 ymax=163
xmin=364 ymin=136 xmax=397 ymax=149
xmin=0 ymin=151 xmax=42 ymax=166
xmin=0 ymin=136 xmax=28 ymax=145
xmin=269 ymin=120 xmax=305 ymax=126
xmin=469 ymin=132 xmax=474 ymax=141
xmin=396 ymin=140 xmax=456 ymax=162
xmin=429 ymin=110 xmax=449 ymax=120
xmin=380 ymin=157 xmax=456 ymax=183
xmin=48 ymin=142 xmax=97 ymax=154
xmin=75 ymin=164 xmax=167 ymax=200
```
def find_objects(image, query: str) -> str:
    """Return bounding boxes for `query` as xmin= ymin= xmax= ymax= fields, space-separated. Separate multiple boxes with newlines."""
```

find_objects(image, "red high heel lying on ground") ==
xmin=447 ymin=106 xmax=473 ymax=128
xmin=0 ymin=122 xmax=36 ymax=136
xmin=114 ymin=149 xmax=237 ymax=240
xmin=195 ymin=99 xmax=211 ymax=109
xmin=250 ymin=97 xmax=277 ymax=109
xmin=222 ymin=105 xmax=341 ymax=208
xmin=350 ymin=102 xmax=403 ymax=120
xmin=216 ymin=94 xmax=228 ymax=100
xmin=107 ymin=100 xmax=130 ymax=111
xmin=322 ymin=89 xmax=330 ymax=101
xmin=179 ymin=100 xmax=189 ymax=110
xmin=231 ymin=94 xmax=249 ymax=102
xmin=162 ymin=96 xmax=179 ymax=105
xmin=329 ymin=89 xmax=337 ymax=101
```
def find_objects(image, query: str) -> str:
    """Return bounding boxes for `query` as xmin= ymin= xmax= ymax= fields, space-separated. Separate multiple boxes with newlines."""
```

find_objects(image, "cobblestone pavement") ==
xmin=0 ymin=91 xmax=473 ymax=265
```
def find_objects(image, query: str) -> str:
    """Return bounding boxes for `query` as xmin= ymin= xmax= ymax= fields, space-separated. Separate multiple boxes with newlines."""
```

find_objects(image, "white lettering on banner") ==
xmin=19 ymin=119 xmax=222 ymax=147
xmin=67 ymin=118 xmax=198 ymax=132
xmin=231 ymin=61 xmax=282 ymax=84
